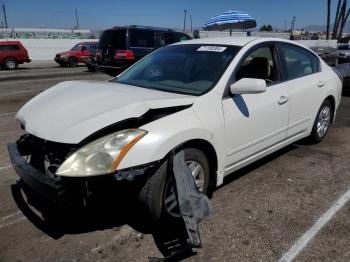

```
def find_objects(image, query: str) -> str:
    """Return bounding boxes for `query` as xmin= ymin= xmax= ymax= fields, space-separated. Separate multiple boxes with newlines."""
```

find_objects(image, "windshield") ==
xmin=114 ymin=44 xmax=240 ymax=96
xmin=71 ymin=44 xmax=82 ymax=51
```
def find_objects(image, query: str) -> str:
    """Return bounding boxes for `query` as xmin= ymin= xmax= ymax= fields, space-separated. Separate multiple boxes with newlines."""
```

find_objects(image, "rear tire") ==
xmin=138 ymin=148 xmax=210 ymax=223
xmin=3 ymin=58 xmax=18 ymax=70
xmin=307 ymin=99 xmax=333 ymax=143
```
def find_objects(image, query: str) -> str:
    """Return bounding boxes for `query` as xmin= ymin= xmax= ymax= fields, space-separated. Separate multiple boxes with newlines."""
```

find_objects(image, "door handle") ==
xmin=317 ymin=81 xmax=325 ymax=88
xmin=278 ymin=96 xmax=289 ymax=105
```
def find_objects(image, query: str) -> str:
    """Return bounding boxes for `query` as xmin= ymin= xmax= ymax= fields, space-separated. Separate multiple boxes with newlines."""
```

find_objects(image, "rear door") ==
xmin=0 ymin=45 xmax=4 ymax=63
xmin=278 ymin=43 xmax=324 ymax=137
xmin=5 ymin=44 xmax=23 ymax=61
xmin=128 ymin=29 xmax=156 ymax=61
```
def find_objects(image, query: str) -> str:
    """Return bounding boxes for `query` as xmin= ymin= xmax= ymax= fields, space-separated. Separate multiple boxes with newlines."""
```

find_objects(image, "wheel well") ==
xmin=3 ymin=57 xmax=17 ymax=63
xmin=177 ymin=139 xmax=218 ymax=188
xmin=325 ymin=95 xmax=336 ymax=122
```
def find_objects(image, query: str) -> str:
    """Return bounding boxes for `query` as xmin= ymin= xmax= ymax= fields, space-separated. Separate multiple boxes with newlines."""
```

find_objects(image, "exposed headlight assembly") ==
xmin=56 ymin=129 xmax=147 ymax=177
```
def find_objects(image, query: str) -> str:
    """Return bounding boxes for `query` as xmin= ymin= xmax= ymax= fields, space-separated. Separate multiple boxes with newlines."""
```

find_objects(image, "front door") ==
xmin=223 ymin=44 xmax=290 ymax=172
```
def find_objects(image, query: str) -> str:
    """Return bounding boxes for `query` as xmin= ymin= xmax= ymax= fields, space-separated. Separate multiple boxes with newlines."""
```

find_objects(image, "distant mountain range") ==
xmin=304 ymin=23 xmax=350 ymax=32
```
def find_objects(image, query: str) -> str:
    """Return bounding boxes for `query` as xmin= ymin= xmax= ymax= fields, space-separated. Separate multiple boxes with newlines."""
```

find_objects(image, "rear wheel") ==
xmin=3 ymin=58 xmax=18 ymax=70
xmin=138 ymin=148 xmax=210 ymax=223
xmin=308 ymin=99 xmax=333 ymax=143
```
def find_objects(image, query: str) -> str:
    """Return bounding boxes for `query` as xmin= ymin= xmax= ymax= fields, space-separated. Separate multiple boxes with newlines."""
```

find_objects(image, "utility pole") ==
xmin=183 ymin=9 xmax=187 ymax=32
xmin=75 ymin=8 xmax=80 ymax=30
xmin=284 ymin=19 xmax=287 ymax=32
xmin=2 ymin=4 xmax=8 ymax=29
xmin=190 ymin=15 xmax=193 ymax=32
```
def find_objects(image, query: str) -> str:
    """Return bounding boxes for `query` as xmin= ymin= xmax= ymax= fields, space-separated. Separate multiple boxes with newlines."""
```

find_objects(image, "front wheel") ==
xmin=308 ymin=99 xmax=333 ymax=143
xmin=138 ymin=148 xmax=210 ymax=223
xmin=68 ymin=57 xmax=78 ymax=67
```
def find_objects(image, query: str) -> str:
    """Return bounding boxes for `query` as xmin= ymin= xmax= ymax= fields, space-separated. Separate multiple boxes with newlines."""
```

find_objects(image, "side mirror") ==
xmin=230 ymin=78 xmax=267 ymax=95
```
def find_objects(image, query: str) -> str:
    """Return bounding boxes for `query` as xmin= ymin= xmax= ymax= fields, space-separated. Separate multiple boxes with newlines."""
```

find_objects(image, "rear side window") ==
xmin=0 ymin=44 xmax=20 ymax=51
xmin=280 ymin=44 xmax=320 ymax=80
xmin=130 ymin=29 xmax=155 ymax=48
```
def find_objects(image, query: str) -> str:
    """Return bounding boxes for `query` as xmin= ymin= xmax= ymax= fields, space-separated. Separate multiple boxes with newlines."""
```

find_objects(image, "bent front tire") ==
xmin=138 ymin=148 xmax=210 ymax=223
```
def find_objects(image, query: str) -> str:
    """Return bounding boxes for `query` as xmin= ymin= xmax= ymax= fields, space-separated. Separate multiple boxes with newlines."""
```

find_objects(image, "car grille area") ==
xmin=17 ymin=134 xmax=78 ymax=178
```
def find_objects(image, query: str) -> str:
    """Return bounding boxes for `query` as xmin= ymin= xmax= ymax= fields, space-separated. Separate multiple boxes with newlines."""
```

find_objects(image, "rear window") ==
xmin=99 ymin=29 xmax=127 ymax=49
xmin=130 ymin=29 xmax=155 ymax=48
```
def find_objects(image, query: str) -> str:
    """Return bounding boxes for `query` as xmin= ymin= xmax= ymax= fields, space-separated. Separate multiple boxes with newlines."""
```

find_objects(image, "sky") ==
xmin=0 ymin=0 xmax=342 ymax=31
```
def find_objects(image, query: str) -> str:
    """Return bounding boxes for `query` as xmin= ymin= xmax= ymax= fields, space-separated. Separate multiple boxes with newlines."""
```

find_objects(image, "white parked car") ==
xmin=8 ymin=37 xmax=342 ymax=222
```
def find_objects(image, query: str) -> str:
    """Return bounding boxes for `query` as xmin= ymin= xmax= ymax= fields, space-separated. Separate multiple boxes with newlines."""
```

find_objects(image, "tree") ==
xmin=332 ymin=0 xmax=342 ymax=39
xmin=327 ymin=0 xmax=331 ymax=39
xmin=331 ymin=0 xmax=350 ymax=40
xmin=259 ymin=25 xmax=267 ymax=31
xmin=259 ymin=24 xmax=273 ymax=32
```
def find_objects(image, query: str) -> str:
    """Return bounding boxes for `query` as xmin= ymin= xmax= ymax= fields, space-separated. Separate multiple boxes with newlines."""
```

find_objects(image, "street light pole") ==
xmin=190 ymin=15 xmax=193 ymax=32
xmin=183 ymin=9 xmax=187 ymax=32
xmin=2 ymin=4 xmax=8 ymax=29
xmin=75 ymin=8 xmax=80 ymax=30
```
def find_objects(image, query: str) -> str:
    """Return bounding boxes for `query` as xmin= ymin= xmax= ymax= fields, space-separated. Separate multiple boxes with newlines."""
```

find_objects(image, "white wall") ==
xmin=15 ymin=39 xmax=97 ymax=60
xmin=296 ymin=40 xmax=338 ymax=49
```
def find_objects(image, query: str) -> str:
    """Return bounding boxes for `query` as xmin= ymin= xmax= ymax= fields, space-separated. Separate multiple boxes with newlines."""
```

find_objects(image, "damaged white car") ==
xmin=8 ymin=37 xmax=342 ymax=221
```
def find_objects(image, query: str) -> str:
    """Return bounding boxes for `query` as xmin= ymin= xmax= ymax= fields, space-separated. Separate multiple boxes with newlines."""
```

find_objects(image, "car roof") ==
xmin=0 ymin=41 xmax=21 ymax=45
xmin=110 ymin=25 xmax=173 ymax=32
xmin=173 ymin=36 xmax=302 ymax=48
xmin=81 ymin=41 xmax=98 ymax=44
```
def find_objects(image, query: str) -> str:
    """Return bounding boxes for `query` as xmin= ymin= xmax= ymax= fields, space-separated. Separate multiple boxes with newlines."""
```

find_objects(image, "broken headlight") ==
xmin=56 ymin=129 xmax=147 ymax=177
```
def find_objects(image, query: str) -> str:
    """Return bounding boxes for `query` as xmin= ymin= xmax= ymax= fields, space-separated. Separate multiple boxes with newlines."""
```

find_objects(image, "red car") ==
xmin=54 ymin=42 xmax=98 ymax=67
xmin=0 ymin=41 xmax=31 ymax=70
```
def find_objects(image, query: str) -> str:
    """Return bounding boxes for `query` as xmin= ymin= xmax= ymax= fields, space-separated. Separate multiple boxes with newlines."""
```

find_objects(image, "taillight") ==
xmin=114 ymin=50 xmax=134 ymax=60
xmin=96 ymin=50 xmax=102 ymax=59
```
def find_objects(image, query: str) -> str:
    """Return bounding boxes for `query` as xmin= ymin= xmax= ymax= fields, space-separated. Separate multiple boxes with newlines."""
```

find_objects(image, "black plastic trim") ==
xmin=7 ymin=142 xmax=67 ymax=203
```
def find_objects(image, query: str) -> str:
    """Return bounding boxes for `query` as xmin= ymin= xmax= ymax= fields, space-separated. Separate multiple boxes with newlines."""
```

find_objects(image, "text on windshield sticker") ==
xmin=197 ymin=46 xmax=227 ymax=52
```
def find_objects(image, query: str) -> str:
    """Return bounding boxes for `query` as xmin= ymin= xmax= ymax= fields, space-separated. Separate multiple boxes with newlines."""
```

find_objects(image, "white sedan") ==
xmin=8 ymin=37 xmax=342 ymax=221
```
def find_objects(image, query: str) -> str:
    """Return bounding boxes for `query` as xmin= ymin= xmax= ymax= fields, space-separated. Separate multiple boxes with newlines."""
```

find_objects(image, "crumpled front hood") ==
xmin=16 ymin=80 xmax=195 ymax=144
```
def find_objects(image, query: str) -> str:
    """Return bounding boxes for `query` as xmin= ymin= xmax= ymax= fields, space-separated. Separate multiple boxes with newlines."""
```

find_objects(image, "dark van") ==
xmin=90 ymin=25 xmax=191 ymax=76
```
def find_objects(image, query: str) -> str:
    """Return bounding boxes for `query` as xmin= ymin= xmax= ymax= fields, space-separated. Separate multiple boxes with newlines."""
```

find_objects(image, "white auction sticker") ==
xmin=197 ymin=46 xmax=227 ymax=52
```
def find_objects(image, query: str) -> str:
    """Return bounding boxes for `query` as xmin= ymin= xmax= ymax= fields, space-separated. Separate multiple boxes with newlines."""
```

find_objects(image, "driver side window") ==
xmin=236 ymin=46 xmax=278 ymax=84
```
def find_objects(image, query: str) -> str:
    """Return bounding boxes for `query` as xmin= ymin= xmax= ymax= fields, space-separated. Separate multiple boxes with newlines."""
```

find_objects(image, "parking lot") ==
xmin=0 ymin=64 xmax=350 ymax=261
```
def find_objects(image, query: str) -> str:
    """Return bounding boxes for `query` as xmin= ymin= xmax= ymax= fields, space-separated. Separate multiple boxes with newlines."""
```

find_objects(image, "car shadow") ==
xmin=218 ymin=144 xmax=298 ymax=190
xmin=11 ymin=179 xmax=155 ymax=240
